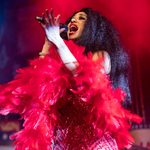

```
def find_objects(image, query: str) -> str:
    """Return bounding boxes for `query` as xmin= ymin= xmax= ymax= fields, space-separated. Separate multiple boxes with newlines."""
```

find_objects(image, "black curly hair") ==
xmin=64 ymin=8 xmax=131 ymax=106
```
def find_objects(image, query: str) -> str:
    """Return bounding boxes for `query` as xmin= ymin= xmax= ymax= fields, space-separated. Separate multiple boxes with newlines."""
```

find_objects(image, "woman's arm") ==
xmin=39 ymin=9 xmax=79 ymax=72
xmin=39 ymin=38 xmax=53 ymax=58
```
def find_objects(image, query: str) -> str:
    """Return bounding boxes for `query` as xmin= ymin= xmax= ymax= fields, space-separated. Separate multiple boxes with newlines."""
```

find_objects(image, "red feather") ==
xmin=0 ymin=40 xmax=142 ymax=149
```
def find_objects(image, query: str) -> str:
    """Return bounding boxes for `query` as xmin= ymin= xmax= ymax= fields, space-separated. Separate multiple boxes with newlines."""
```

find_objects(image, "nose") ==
xmin=71 ymin=18 xmax=76 ymax=23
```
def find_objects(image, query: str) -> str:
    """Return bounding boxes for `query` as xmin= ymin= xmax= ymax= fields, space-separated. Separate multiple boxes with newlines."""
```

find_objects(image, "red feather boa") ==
xmin=0 ymin=40 xmax=141 ymax=149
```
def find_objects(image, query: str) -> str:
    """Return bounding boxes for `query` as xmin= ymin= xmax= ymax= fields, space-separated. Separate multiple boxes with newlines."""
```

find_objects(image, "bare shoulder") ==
xmin=92 ymin=51 xmax=103 ymax=61
xmin=92 ymin=51 xmax=111 ymax=74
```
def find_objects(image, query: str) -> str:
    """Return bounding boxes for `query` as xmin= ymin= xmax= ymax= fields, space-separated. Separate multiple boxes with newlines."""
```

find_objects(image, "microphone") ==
xmin=35 ymin=16 xmax=68 ymax=39
xmin=35 ymin=16 xmax=45 ymax=24
xmin=59 ymin=23 xmax=68 ymax=33
xmin=60 ymin=24 xmax=68 ymax=39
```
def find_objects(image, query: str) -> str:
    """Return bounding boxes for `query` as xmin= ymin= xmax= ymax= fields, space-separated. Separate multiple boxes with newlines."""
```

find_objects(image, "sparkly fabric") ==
xmin=53 ymin=130 xmax=118 ymax=150
xmin=89 ymin=133 xmax=118 ymax=150
xmin=0 ymin=40 xmax=141 ymax=150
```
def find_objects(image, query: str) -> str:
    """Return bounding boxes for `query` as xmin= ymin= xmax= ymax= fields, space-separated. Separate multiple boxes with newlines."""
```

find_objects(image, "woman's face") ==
xmin=67 ymin=12 xmax=87 ymax=40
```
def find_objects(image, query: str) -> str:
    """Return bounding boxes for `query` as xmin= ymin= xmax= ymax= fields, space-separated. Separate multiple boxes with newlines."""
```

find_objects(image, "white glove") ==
xmin=40 ymin=9 xmax=78 ymax=72
xmin=46 ymin=26 xmax=77 ymax=71
xmin=45 ymin=26 xmax=60 ymax=47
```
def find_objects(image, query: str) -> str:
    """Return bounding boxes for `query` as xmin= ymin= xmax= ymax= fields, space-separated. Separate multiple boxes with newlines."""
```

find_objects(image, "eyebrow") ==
xmin=80 ymin=14 xmax=87 ymax=17
xmin=76 ymin=13 xmax=87 ymax=18
xmin=71 ymin=13 xmax=87 ymax=20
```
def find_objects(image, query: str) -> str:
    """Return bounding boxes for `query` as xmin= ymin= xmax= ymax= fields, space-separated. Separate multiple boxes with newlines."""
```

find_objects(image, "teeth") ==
xmin=70 ymin=24 xmax=78 ymax=32
xmin=71 ymin=24 xmax=76 ymax=28
xmin=70 ymin=27 xmax=77 ymax=31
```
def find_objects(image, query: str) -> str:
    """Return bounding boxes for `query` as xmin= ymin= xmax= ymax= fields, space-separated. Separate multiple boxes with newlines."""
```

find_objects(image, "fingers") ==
xmin=49 ymin=9 xmax=55 ymax=25
xmin=45 ymin=9 xmax=53 ymax=25
xmin=36 ymin=8 xmax=61 ymax=33
xmin=55 ymin=14 xmax=61 ymax=26
xmin=59 ymin=28 xmax=65 ymax=33
xmin=40 ymin=9 xmax=59 ymax=27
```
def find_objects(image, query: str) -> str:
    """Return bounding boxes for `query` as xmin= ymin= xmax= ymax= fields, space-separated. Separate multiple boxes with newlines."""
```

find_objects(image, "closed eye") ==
xmin=79 ymin=16 xmax=86 ymax=20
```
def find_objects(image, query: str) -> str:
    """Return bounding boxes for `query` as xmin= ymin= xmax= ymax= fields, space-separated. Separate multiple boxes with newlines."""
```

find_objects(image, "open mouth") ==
xmin=69 ymin=24 xmax=78 ymax=34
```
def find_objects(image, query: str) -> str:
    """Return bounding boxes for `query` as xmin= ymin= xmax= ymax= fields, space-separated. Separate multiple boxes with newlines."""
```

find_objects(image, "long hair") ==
xmin=65 ymin=8 xmax=131 ymax=106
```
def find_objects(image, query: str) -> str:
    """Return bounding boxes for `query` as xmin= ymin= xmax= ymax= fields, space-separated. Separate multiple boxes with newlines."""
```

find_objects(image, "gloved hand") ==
xmin=38 ymin=9 xmax=78 ymax=72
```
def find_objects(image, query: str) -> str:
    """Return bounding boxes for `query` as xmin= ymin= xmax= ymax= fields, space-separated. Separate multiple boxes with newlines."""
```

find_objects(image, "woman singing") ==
xmin=0 ymin=8 xmax=141 ymax=150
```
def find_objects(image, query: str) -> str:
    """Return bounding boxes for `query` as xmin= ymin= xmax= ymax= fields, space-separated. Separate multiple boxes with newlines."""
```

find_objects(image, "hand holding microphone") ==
xmin=36 ymin=9 xmax=78 ymax=72
xmin=35 ymin=10 xmax=68 ymax=39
